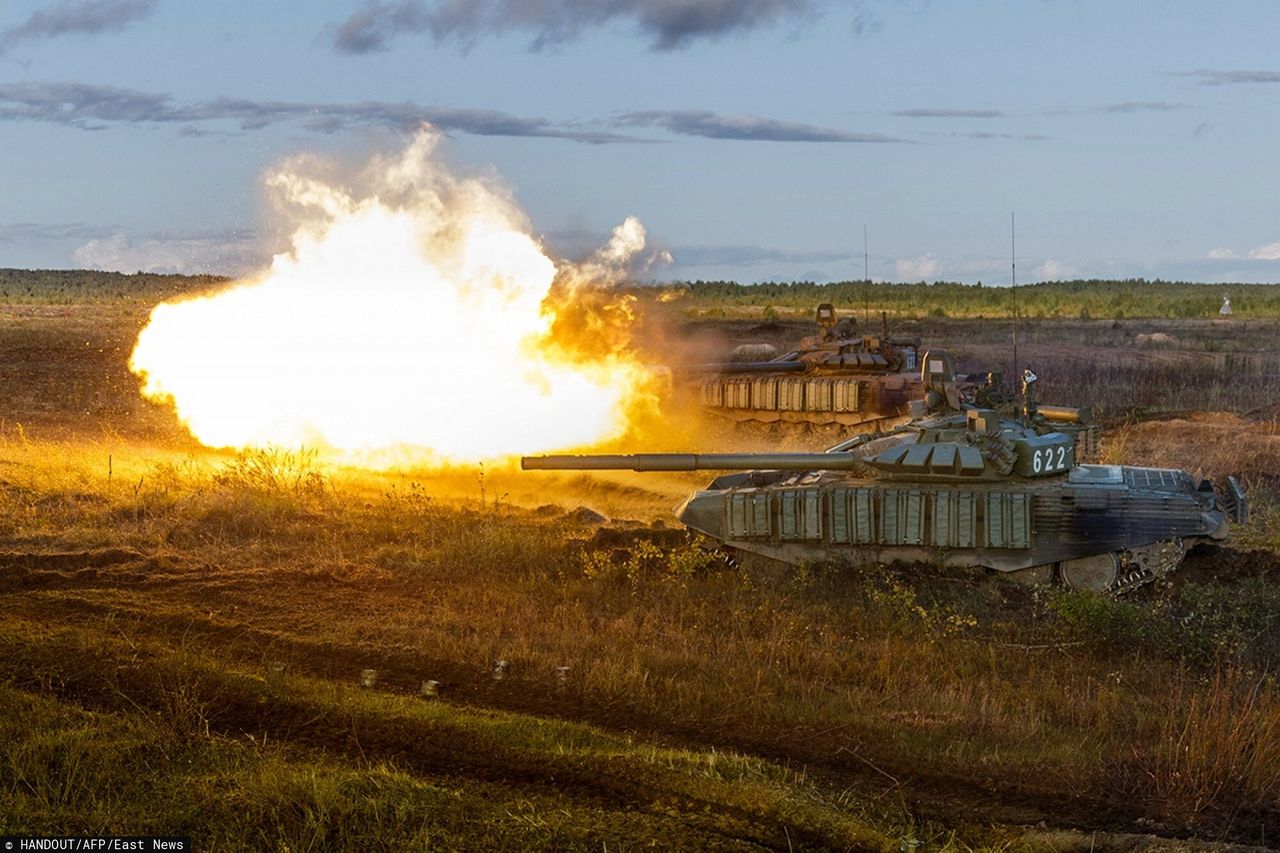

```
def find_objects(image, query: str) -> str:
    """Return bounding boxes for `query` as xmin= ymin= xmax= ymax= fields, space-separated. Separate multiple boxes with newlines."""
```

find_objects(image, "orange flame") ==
xmin=129 ymin=132 xmax=657 ymax=466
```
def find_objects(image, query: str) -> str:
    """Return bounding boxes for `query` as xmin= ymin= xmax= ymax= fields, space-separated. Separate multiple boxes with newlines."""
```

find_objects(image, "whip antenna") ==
xmin=1011 ymin=212 xmax=1018 ymax=383
xmin=863 ymin=224 xmax=870 ymax=325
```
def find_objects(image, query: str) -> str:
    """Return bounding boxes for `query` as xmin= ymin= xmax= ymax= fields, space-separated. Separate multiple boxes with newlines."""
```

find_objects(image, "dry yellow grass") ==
xmin=2 ymin=273 xmax=1280 ymax=847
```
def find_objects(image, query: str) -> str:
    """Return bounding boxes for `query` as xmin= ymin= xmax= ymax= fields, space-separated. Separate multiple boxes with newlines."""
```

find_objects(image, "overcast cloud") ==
xmin=331 ymin=0 xmax=828 ymax=53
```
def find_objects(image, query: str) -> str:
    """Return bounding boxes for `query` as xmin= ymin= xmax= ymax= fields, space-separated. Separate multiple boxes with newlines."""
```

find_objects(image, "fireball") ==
xmin=129 ymin=132 xmax=656 ymax=465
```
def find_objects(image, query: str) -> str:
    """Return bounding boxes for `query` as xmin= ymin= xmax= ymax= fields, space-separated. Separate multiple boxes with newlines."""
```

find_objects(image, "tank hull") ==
xmin=677 ymin=464 xmax=1232 ymax=593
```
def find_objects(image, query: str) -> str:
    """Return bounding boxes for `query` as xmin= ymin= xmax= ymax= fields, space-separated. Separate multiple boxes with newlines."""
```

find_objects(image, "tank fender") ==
xmin=1225 ymin=475 xmax=1248 ymax=525
xmin=675 ymin=490 xmax=727 ymax=538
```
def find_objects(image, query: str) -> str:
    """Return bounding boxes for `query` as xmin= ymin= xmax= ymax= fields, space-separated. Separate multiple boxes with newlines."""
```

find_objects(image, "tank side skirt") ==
xmin=716 ymin=481 xmax=1215 ymax=573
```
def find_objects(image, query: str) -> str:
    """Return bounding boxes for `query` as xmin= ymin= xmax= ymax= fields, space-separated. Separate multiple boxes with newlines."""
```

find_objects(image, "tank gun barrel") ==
xmin=673 ymin=361 xmax=807 ymax=376
xmin=522 ymin=452 xmax=863 ymax=472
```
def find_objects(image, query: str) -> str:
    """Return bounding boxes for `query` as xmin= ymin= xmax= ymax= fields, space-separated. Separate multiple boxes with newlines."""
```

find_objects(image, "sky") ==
xmin=2 ymin=0 xmax=1279 ymax=284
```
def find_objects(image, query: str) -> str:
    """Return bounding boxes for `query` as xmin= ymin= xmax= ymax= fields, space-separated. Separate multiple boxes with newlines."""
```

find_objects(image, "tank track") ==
xmin=719 ymin=538 xmax=1192 ymax=597
xmin=1109 ymin=538 xmax=1187 ymax=596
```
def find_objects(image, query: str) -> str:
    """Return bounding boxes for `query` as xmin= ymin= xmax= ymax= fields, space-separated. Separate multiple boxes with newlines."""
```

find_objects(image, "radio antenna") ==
xmin=1011 ymin=212 xmax=1018 ymax=382
xmin=863 ymin=224 xmax=870 ymax=326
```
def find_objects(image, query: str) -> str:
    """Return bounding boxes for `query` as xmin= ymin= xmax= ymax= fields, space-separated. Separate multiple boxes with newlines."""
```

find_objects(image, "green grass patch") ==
xmin=0 ymin=616 xmax=910 ymax=851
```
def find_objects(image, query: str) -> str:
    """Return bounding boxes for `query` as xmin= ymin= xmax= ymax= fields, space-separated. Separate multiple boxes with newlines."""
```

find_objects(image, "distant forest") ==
xmin=2 ymin=268 xmax=1278 ymax=319
xmin=0 ymin=269 xmax=229 ymax=306
xmin=660 ymin=278 xmax=1280 ymax=319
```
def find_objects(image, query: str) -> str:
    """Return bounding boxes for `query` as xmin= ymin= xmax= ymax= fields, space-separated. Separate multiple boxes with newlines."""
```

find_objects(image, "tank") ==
xmin=688 ymin=304 xmax=924 ymax=432
xmin=524 ymin=351 xmax=1245 ymax=595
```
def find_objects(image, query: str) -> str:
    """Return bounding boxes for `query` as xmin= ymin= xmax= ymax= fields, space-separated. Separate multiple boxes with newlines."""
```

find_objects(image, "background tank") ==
xmin=689 ymin=303 xmax=924 ymax=432
xmin=526 ymin=352 xmax=1244 ymax=595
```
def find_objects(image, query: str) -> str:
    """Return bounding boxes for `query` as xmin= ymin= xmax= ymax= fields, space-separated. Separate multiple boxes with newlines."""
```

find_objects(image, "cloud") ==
xmin=0 ymin=81 xmax=173 ymax=128
xmin=331 ymin=0 xmax=828 ymax=54
xmin=1032 ymin=259 xmax=1075 ymax=280
xmin=71 ymin=231 xmax=261 ymax=275
xmin=1182 ymin=69 xmax=1280 ymax=86
xmin=668 ymin=244 xmax=851 ymax=267
xmin=894 ymin=255 xmax=942 ymax=282
xmin=0 ymin=221 xmax=118 ymax=243
xmin=1097 ymin=101 xmax=1185 ymax=113
xmin=892 ymin=108 xmax=1004 ymax=118
xmin=888 ymin=253 xmax=1028 ymax=283
xmin=925 ymin=130 xmax=1050 ymax=141
xmin=1 ymin=0 xmax=155 ymax=52
xmin=1048 ymin=101 xmax=1186 ymax=117
xmin=1 ymin=82 xmax=898 ymax=146
xmin=850 ymin=8 xmax=879 ymax=36
xmin=966 ymin=131 xmax=1049 ymax=140
xmin=617 ymin=110 xmax=903 ymax=142
xmin=1248 ymin=241 xmax=1280 ymax=260
xmin=0 ymin=81 xmax=640 ymax=143
xmin=1206 ymin=241 xmax=1280 ymax=261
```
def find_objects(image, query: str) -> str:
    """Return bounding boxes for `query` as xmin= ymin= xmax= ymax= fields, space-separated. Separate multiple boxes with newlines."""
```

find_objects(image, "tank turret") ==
xmin=524 ymin=351 xmax=1245 ymax=595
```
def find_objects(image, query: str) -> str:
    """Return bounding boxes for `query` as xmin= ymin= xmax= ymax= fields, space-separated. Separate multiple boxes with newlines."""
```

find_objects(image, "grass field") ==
xmin=2 ymin=269 xmax=1280 ymax=850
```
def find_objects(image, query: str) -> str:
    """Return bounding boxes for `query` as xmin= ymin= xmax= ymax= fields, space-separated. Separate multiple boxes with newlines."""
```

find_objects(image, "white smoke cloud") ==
xmin=564 ymin=215 xmax=672 ymax=284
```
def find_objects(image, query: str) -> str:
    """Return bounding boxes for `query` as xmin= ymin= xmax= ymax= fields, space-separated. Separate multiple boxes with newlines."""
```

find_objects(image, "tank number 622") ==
xmin=1031 ymin=446 xmax=1068 ymax=474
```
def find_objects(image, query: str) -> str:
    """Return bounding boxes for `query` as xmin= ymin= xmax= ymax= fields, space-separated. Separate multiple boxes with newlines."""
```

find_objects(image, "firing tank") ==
xmin=689 ymin=304 xmax=924 ymax=432
xmin=525 ymin=352 xmax=1245 ymax=595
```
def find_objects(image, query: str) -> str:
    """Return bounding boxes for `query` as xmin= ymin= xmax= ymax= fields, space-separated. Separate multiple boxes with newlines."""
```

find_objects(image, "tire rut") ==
xmin=0 ymin=631 xmax=889 ymax=853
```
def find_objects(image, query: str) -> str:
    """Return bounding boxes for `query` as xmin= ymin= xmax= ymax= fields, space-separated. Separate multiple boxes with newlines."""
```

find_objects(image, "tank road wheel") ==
xmin=1058 ymin=552 xmax=1120 ymax=594
xmin=1111 ymin=538 xmax=1188 ymax=595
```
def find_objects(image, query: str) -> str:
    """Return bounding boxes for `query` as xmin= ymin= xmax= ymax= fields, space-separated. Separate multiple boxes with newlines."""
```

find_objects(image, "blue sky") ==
xmin=2 ymin=0 xmax=1279 ymax=284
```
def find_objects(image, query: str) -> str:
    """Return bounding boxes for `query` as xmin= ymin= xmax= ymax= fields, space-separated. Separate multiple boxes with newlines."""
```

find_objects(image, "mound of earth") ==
xmin=1108 ymin=411 xmax=1280 ymax=479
